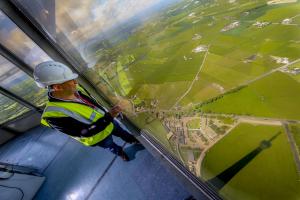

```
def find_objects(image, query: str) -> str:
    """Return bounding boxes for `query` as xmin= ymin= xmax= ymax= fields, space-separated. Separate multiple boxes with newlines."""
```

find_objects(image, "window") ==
xmin=16 ymin=0 xmax=300 ymax=199
xmin=0 ymin=55 xmax=47 ymax=107
xmin=0 ymin=10 xmax=50 ymax=69
xmin=0 ymin=93 xmax=30 ymax=124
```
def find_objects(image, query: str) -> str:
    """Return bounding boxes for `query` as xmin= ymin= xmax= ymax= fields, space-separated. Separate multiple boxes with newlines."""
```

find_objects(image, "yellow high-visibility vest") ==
xmin=41 ymin=86 xmax=113 ymax=146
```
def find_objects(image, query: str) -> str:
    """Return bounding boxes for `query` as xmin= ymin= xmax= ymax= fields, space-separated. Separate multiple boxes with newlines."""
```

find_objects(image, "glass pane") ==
xmin=0 ymin=93 xmax=30 ymax=124
xmin=0 ymin=55 xmax=48 ymax=107
xmin=0 ymin=10 xmax=51 ymax=69
xmin=17 ymin=1 xmax=300 ymax=199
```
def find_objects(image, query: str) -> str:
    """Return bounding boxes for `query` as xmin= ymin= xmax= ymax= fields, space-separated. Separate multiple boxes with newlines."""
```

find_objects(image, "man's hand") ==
xmin=109 ymin=105 xmax=122 ymax=118
xmin=117 ymin=99 xmax=134 ymax=114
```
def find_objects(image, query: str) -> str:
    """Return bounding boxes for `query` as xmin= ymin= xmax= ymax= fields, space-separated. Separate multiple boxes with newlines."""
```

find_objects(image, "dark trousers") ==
xmin=96 ymin=121 xmax=136 ymax=156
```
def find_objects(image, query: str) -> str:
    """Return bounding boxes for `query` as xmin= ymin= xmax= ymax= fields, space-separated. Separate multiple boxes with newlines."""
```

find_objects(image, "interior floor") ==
xmin=0 ymin=125 xmax=193 ymax=200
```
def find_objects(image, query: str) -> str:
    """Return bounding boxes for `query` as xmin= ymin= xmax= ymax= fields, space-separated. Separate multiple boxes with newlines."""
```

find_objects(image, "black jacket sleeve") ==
xmin=45 ymin=112 xmax=114 ymax=137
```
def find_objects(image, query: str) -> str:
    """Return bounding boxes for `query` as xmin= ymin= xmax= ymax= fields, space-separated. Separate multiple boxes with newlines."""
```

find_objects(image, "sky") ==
xmin=57 ymin=0 xmax=163 ymax=32
xmin=0 ymin=11 xmax=51 ymax=68
xmin=55 ymin=0 xmax=168 ymax=46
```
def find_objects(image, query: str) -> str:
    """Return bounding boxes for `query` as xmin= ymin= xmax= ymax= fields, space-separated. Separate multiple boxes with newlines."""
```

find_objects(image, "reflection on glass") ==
xmin=17 ymin=0 xmax=300 ymax=199
xmin=0 ymin=11 xmax=51 ymax=69
xmin=0 ymin=93 xmax=30 ymax=124
xmin=0 ymin=55 xmax=47 ymax=107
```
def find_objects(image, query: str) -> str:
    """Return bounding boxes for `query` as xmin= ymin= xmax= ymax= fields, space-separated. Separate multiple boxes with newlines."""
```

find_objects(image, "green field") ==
xmin=135 ymin=81 xmax=191 ymax=109
xmin=290 ymin=73 xmax=300 ymax=83
xmin=201 ymin=123 xmax=300 ymax=200
xmin=201 ymin=72 xmax=300 ymax=120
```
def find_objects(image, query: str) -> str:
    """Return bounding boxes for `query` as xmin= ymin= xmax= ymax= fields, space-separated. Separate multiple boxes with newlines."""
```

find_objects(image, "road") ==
xmin=171 ymin=47 xmax=210 ymax=109
xmin=241 ymin=58 xmax=300 ymax=87
xmin=201 ymin=113 xmax=300 ymax=124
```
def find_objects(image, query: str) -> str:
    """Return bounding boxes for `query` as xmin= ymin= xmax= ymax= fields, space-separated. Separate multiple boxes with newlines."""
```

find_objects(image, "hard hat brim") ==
xmin=55 ymin=73 xmax=78 ymax=85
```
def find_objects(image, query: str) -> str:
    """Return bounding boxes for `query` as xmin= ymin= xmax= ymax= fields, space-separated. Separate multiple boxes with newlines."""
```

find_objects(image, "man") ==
xmin=34 ymin=61 xmax=139 ymax=161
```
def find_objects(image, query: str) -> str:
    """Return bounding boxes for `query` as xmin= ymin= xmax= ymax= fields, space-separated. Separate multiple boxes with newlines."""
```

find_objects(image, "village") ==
xmin=162 ymin=114 xmax=237 ymax=176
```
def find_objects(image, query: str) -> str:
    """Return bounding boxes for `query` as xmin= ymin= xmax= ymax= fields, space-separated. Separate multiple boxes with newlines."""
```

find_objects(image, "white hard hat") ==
xmin=33 ymin=61 xmax=78 ymax=88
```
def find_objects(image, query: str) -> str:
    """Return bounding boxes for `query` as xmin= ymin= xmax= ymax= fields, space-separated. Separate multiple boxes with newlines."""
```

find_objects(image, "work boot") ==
xmin=119 ymin=150 xmax=130 ymax=161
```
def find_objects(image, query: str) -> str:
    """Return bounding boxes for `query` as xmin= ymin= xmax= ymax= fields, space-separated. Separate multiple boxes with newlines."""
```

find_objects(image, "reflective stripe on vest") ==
xmin=45 ymin=106 xmax=95 ymax=124
xmin=41 ymin=92 xmax=113 ymax=146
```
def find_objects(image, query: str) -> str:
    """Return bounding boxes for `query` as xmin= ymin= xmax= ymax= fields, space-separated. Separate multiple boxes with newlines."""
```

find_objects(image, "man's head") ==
xmin=50 ymin=79 xmax=78 ymax=96
xmin=33 ymin=61 xmax=78 ymax=91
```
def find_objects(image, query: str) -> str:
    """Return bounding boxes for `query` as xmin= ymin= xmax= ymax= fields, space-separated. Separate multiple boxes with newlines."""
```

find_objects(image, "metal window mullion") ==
xmin=0 ymin=43 xmax=33 ymax=77
xmin=0 ymin=86 xmax=42 ymax=112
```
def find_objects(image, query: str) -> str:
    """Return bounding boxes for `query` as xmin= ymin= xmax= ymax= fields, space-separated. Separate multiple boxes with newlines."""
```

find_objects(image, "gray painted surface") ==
xmin=0 ymin=129 xmax=15 ymax=145
xmin=0 ymin=173 xmax=45 ymax=200
xmin=0 ymin=126 xmax=192 ymax=200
